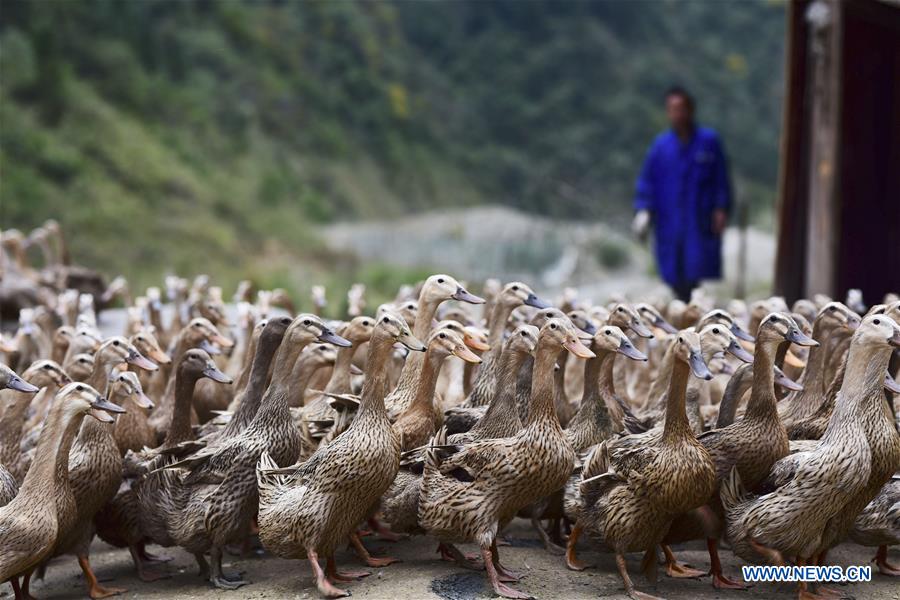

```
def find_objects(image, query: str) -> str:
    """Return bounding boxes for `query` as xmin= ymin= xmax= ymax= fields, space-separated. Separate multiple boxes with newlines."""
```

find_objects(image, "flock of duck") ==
xmin=0 ymin=222 xmax=898 ymax=600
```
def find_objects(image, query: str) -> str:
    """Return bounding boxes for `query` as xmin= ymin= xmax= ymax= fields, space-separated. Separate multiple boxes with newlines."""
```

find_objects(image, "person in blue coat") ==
xmin=633 ymin=87 xmax=732 ymax=301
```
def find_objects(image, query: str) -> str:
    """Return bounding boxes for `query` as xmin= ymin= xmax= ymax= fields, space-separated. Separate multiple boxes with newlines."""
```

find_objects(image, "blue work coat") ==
xmin=633 ymin=126 xmax=732 ymax=287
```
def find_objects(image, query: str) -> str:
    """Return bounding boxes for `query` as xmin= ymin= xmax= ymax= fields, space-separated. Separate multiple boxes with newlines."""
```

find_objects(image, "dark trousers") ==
xmin=672 ymin=280 xmax=697 ymax=302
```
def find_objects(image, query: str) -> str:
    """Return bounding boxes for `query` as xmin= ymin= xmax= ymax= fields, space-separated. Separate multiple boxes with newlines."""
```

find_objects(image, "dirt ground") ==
xmin=10 ymin=521 xmax=899 ymax=600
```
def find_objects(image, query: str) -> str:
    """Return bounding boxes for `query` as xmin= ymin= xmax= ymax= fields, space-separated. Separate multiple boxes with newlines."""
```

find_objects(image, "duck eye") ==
xmin=303 ymin=320 xmax=311 ymax=326
xmin=439 ymin=333 xmax=446 ymax=339
xmin=382 ymin=317 xmax=389 ymax=323
xmin=43 ymin=364 xmax=50 ymax=369
xmin=550 ymin=323 xmax=557 ymax=330
xmin=713 ymin=328 xmax=720 ymax=334
xmin=605 ymin=329 xmax=611 ymax=335
xmin=437 ymin=278 xmax=445 ymax=284
xmin=874 ymin=318 xmax=881 ymax=325
xmin=512 ymin=285 xmax=519 ymax=291
xmin=76 ymin=385 xmax=84 ymax=391
xmin=112 ymin=340 xmax=120 ymax=346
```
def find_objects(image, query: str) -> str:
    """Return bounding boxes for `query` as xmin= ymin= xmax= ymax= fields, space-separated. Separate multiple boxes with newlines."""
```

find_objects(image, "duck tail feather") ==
xmin=720 ymin=466 xmax=748 ymax=516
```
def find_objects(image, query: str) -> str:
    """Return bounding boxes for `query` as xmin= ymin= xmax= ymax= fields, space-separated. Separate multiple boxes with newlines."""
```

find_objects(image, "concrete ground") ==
xmin=12 ymin=521 xmax=899 ymax=600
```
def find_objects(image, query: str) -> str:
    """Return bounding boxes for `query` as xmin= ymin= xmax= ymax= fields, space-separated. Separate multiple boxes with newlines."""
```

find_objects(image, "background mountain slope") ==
xmin=1 ymin=0 xmax=785 ymax=301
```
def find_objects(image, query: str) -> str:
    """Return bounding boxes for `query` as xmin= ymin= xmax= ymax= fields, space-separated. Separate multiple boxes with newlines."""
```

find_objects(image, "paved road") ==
xmin=16 ymin=521 xmax=899 ymax=600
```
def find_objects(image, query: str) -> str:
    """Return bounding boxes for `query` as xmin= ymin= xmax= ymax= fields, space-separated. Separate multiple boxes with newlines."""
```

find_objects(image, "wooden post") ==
xmin=803 ymin=0 xmax=842 ymax=297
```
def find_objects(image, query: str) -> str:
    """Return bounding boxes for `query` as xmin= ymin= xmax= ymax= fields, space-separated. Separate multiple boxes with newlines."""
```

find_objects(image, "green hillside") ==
xmin=0 ymin=0 xmax=785 ymax=299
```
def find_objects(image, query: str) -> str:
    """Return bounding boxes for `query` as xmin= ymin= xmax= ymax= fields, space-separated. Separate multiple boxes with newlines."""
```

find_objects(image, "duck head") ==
xmin=499 ymin=281 xmax=550 ymax=310
xmin=427 ymin=329 xmax=482 ymax=364
xmin=699 ymin=323 xmax=754 ymax=364
xmin=57 ymin=382 xmax=125 ymax=424
xmin=111 ymin=371 xmax=154 ymax=410
xmin=288 ymin=314 xmax=352 ymax=348
xmin=608 ymin=303 xmax=653 ymax=339
xmin=541 ymin=318 xmax=595 ymax=359
xmin=635 ymin=302 xmax=678 ymax=335
xmin=672 ymin=330 xmax=712 ymax=380
xmin=0 ymin=363 xmax=40 ymax=393
xmin=593 ymin=325 xmax=647 ymax=362
xmin=421 ymin=274 xmax=485 ymax=306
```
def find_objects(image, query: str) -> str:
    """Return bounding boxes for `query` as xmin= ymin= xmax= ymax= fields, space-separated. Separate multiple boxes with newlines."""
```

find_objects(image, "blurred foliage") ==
xmin=0 ymin=0 xmax=784 ymax=298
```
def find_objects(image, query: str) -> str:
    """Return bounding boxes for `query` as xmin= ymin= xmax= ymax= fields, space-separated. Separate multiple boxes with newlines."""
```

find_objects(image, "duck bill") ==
xmin=318 ymin=329 xmax=352 ymax=348
xmin=148 ymin=348 xmax=172 ymax=364
xmin=884 ymin=373 xmax=900 ymax=394
xmin=655 ymin=317 xmax=679 ymax=335
xmin=630 ymin=320 xmax=654 ymax=339
xmin=728 ymin=322 xmax=754 ymax=343
xmin=564 ymin=337 xmax=595 ymax=359
xmin=783 ymin=349 xmax=807 ymax=368
xmin=453 ymin=346 xmax=482 ymax=364
xmin=785 ymin=328 xmax=818 ymax=347
xmin=579 ymin=321 xmax=598 ymax=336
xmin=211 ymin=334 xmax=234 ymax=349
xmin=7 ymin=376 xmax=40 ymax=393
xmin=198 ymin=339 xmax=221 ymax=355
xmin=349 ymin=364 xmax=364 ymax=376
xmin=889 ymin=328 xmax=900 ymax=349
xmin=135 ymin=391 xmax=155 ymax=410
xmin=524 ymin=293 xmax=551 ymax=309
xmin=464 ymin=336 xmax=490 ymax=352
xmin=452 ymin=287 xmax=485 ymax=305
xmin=203 ymin=365 xmax=233 ymax=384
xmin=399 ymin=332 xmax=427 ymax=352
xmin=774 ymin=367 xmax=803 ymax=392
xmin=726 ymin=340 xmax=754 ymax=364
xmin=127 ymin=351 xmax=159 ymax=372
xmin=90 ymin=397 xmax=125 ymax=422
xmin=616 ymin=340 xmax=647 ymax=362
xmin=689 ymin=351 xmax=713 ymax=380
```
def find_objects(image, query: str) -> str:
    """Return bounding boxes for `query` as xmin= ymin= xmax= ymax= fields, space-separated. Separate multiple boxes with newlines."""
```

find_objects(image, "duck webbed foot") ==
xmin=491 ymin=538 xmax=522 ymax=582
xmin=662 ymin=545 xmax=705 ymax=579
xmin=349 ymin=532 xmax=401 ymax=567
xmin=565 ymin=523 xmax=594 ymax=571
xmin=437 ymin=542 xmax=484 ymax=570
xmin=364 ymin=516 xmax=407 ymax=542
xmin=128 ymin=545 xmax=170 ymax=582
xmin=78 ymin=555 xmax=127 ymax=599
xmin=875 ymin=545 xmax=900 ymax=576
xmin=616 ymin=553 xmax=663 ymax=600
xmin=481 ymin=545 xmax=534 ymax=599
xmin=309 ymin=550 xmax=350 ymax=598
xmin=208 ymin=546 xmax=248 ymax=590
xmin=137 ymin=542 xmax=172 ymax=563
xmin=326 ymin=555 xmax=371 ymax=582
xmin=711 ymin=538 xmax=750 ymax=589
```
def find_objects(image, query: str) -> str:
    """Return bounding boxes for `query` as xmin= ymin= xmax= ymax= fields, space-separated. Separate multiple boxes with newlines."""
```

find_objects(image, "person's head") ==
xmin=665 ymin=86 xmax=695 ymax=132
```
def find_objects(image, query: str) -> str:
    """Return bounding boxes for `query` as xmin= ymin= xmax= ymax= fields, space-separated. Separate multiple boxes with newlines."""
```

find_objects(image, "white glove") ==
xmin=632 ymin=210 xmax=651 ymax=240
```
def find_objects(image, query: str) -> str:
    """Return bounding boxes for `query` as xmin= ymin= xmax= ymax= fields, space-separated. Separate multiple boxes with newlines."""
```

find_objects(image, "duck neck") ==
xmin=230 ymin=332 xmax=283 ymax=426
xmin=232 ymin=332 xmax=260 ymax=395
xmin=715 ymin=363 xmax=753 ymax=428
xmin=575 ymin=347 xmax=615 ymax=425
xmin=525 ymin=343 xmax=563 ymax=428
xmin=474 ymin=348 xmax=529 ymax=433
xmin=20 ymin=404 xmax=84 ymax=498
xmin=0 ymin=388 xmax=36 ymax=463
xmin=487 ymin=302 xmax=515 ymax=349
xmin=829 ymin=339 xmax=892 ymax=427
xmin=164 ymin=370 xmax=202 ymax=448
xmin=414 ymin=298 xmax=441 ymax=340
xmin=325 ymin=343 xmax=357 ymax=394
xmin=798 ymin=320 xmax=831 ymax=392
xmin=288 ymin=358 xmax=325 ymax=407
xmin=267 ymin=339 xmax=309 ymax=397
xmin=744 ymin=340 xmax=779 ymax=421
xmin=87 ymin=354 xmax=118 ymax=398
xmin=404 ymin=347 xmax=445 ymax=419
xmin=661 ymin=358 xmax=692 ymax=442
xmin=356 ymin=335 xmax=395 ymax=421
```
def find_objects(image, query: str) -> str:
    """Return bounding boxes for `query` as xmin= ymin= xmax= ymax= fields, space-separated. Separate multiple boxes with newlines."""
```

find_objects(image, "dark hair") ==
xmin=665 ymin=86 xmax=694 ymax=109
